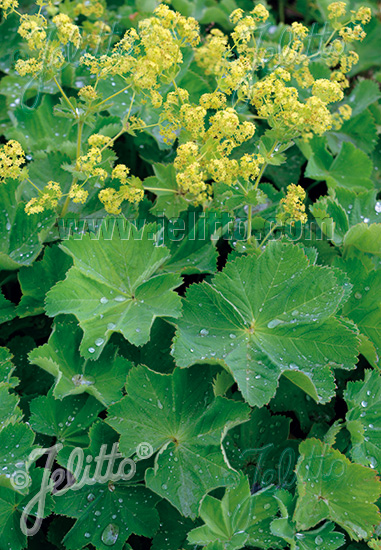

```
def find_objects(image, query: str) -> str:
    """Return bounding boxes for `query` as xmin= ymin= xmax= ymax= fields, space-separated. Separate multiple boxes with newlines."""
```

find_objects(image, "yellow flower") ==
xmin=78 ymin=85 xmax=98 ymax=101
xmin=69 ymin=183 xmax=88 ymax=204
xmin=312 ymin=79 xmax=343 ymax=103
xmin=25 ymin=198 xmax=44 ymax=215
xmin=0 ymin=140 xmax=25 ymax=183
xmin=327 ymin=1 xmax=347 ymax=20
xmin=251 ymin=4 xmax=270 ymax=22
xmin=18 ymin=14 xmax=47 ymax=50
xmin=176 ymin=162 xmax=208 ymax=204
xmin=199 ymin=92 xmax=227 ymax=110
xmin=53 ymin=13 xmax=81 ymax=48
xmin=25 ymin=181 xmax=62 ymax=214
xmin=112 ymin=164 xmax=130 ymax=184
xmin=74 ymin=0 xmax=104 ymax=18
xmin=15 ymin=58 xmax=43 ymax=76
xmin=278 ymin=184 xmax=307 ymax=223
xmin=88 ymin=134 xmax=111 ymax=148
xmin=0 ymin=0 xmax=18 ymax=18
xmin=354 ymin=7 xmax=371 ymax=25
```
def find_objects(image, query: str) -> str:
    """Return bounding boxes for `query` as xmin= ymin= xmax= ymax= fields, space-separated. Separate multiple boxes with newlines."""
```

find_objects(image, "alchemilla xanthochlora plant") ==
xmin=0 ymin=0 xmax=380 ymax=548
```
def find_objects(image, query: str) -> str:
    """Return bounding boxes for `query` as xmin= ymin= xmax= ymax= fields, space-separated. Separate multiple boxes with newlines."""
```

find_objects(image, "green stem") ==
xmin=259 ymin=223 xmax=279 ymax=248
xmin=94 ymin=85 xmax=132 ymax=109
xmin=247 ymin=204 xmax=252 ymax=242
xmin=26 ymin=178 xmax=42 ymax=194
xmin=53 ymin=76 xmax=77 ymax=116
xmin=253 ymin=141 xmax=279 ymax=191
xmin=61 ymin=120 xmax=84 ymax=217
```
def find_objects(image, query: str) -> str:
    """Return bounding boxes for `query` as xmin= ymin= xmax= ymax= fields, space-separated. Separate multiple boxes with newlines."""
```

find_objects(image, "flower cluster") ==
xmin=80 ymin=4 xmax=199 ymax=93
xmin=0 ymin=140 xmax=25 ymax=184
xmin=98 ymin=165 xmax=144 ymax=214
xmin=277 ymin=184 xmax=308 ymax=224
xmin=0 ymin=0 xmax=18 ymax=18
xmin=77 ymin=134 xmax=111 ymax=182
xmin=53 ymin=13 xmax=81 ymax=48
xmin=164 ymin=98 xmax=263 ymax=203
xmin=25 ymin=181 xmax=62 ymax=215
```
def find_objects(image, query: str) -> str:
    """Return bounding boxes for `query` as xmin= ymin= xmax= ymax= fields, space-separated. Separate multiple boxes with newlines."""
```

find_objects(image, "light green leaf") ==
xmin=160 ymin=211 xmax=218 ymax=275
xmin=173 ymin=242 xmax=358 ymax=407
xmin=0 ymin=179 xmax=56 ymax=271
xmin=294 ymin=438 xmax=381 ymax=540
xmin=343 ymin=81 xmax=381 ymax=119
xmin=45 ymin=221 xmax=183 ymax=359
xmin=344 ymin=223 xmax=381 ymax=257
xmin=5 ymin=95 xmax=77 ymax=153
xmin=271 ymin=491 xmax=345 ymax=550
xmin=327 ymin=110 xmax=378 ymax=155
xmin=17 ymin=244 xmax=73 ymax=317
xmin=305 ymin=141 xmax=373 ymax=191
xmin=106 ymin=364 xmax=250 ymax=518
xmin=334 ymin=257 xmax=381 ymax=365
xmin=28 ymin=317 xmax=131 ymax=406
xmin=187 ymin=474 xmax=283 ymax=550
xmin=144 ymin=163 xmax=189 ymax=219
xmin=345 ymin=370 xmax=381 ymax=472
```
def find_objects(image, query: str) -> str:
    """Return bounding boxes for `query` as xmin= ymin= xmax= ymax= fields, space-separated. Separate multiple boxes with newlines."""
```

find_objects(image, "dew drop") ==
xmin=95 ymin=338 xmax=104 ymax=347
xmin=267 ymin=319 xmax=283 ymax=329
xmin=101 ymin=523 xmax=119 ymax=546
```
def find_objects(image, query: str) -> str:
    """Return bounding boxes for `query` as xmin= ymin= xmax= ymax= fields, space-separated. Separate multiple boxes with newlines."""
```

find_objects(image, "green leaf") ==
xmin=45 ymin=221 xmax=183 ymax=359
xmin=29 ymin=391 xmax=104 ymax=447
xmin=0 ymin=347 xmax=17 ymax=386
xmin=17 ymin=244 xmax=73 ymax=317
xmin=225 ymin=407 xmax=299 ymax=491
xmin=310 ymin=196 xmax=349 ymax=245
xmin=294 ymin=438 xmax=381 ymax=540
xmin=344 ymin=223 xmax=381 ymax=257
xmin=327 ymin=110 xmax=378 ymax=155
xmin=335 ymin=188 xmax=380 ymax=226
xmin=28 ymin=317 xmax=131 ymax=406
xmin=160 ymin=211 xmax=218 ymax=275
xmin=144 ymin=163 xmax=189 ymax=219
xmin=173 ymin=242 xmax=358 ymax=407
xmin=334 ymin=257 xmax=381 ymax=366
xmin=345 ymin=370 xmax=381 ymax=472
xmin=0 ymin=179 xmax=56 ymax=271
xmin=0 ymin=419 xmax=36 ymax=491
xmin=0 ymin=468 xmax=54 ymax=550
xmin=187 ymin=474 xmax=283 ymax=549
xmin=151 ymin=500 xmax=199 ymax=550
xmin=54 ymin=421 xmax=160 ymax=550
xmin=269 ymin=376 xmax=336 ymax=432
xmin=271 ymin=490 xmax=345 ymax=550
xmin=306 ymin=141 xmax=373 ymax=191
xmin=5 ymin=95 xmax=77 ymax=153
xmin=106 ymin=364 xmax=250 ymax=518
xmin=345 ymin=81 xmax=381 ymax=119
xmin=0 ymin=291 xmax=16 ymax=324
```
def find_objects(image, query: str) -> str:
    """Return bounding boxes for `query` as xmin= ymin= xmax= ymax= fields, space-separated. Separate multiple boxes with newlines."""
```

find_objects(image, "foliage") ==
xmin=0 ymin=0 xmax=380 ymax=549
